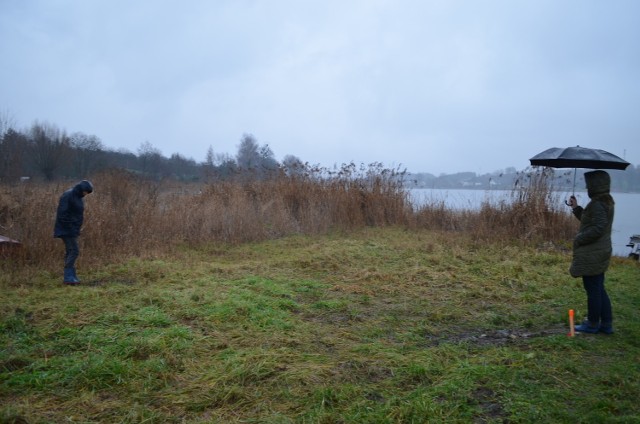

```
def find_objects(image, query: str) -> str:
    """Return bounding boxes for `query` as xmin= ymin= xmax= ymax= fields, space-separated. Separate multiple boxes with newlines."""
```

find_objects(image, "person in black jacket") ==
xmin=54 ymin=180 xmax=94 ymax=285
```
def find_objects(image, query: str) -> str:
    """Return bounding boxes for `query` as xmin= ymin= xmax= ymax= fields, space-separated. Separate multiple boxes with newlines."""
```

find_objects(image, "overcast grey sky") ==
xmin=1 ymin=0 xmax=638 ymax=174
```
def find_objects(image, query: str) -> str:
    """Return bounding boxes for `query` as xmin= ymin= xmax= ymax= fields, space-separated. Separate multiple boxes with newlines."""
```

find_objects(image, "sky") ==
xmin=1 ymin=0 xmax=639 ymax=175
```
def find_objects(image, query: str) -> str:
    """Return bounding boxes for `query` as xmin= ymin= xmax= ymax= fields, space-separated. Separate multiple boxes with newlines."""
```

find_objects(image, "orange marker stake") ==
xmin=568 ymin=309 xmax=575 ymax=337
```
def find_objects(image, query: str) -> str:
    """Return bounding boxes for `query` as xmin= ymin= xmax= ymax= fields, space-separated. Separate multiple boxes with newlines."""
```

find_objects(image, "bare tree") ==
xmin=168 ymin=153 xmax=198 ymax=180
xmin=236 ymin=133 xmax=261 ymax=171
xmin=29 ymin=121 xmax=70 ymax=181
xmin=259 ymin=144 xmax=279 ymax=174
xmin=203 ymin=145 xmax=216 ymax=181
xmin=215 ymin=152 xmax=237 ymax=180
xmin=236 ymin=134 xmax=281 ymax=179
xmin=0 ymin=128 xmax=29 ymax=181
xmin=0 ymin=109 xmax=17 ymax=140
xmin=70 ymin=132 xmax=105 ymax=177
xmin=137 ymin=141 xmax=164 ymax=177
xmin=282 ymin=154 xmax=306 ymax=177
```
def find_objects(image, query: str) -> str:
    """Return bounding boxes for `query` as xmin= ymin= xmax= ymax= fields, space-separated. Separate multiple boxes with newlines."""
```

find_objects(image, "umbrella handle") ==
xmin=571 ymin=168 xmax=576 ymax=196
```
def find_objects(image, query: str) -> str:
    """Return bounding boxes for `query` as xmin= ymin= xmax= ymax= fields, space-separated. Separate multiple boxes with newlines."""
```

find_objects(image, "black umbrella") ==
xmin=529 ymin=145 xmax=630 ymax=195
xmin=529 ymin=146 xmax=630 ymax=170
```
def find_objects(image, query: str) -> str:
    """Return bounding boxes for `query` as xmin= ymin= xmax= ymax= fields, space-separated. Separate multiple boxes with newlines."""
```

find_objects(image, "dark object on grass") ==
xmin=0 ymin=235 xmax=23 ymax=258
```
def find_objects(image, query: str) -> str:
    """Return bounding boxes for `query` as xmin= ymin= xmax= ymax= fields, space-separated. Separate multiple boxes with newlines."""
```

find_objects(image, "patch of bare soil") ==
xmin=427 ymin=326 xmax=567 ymax=347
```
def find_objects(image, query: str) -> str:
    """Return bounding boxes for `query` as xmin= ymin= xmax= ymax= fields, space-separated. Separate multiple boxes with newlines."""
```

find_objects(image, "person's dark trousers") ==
xmin=62 ymin=236 xmax=79 ymax=271
xmin=582 ymin=273 xmax=613 ymax=327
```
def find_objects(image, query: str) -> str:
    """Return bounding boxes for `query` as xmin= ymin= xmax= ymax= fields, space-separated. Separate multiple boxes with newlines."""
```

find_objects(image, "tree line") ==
xmin=0 ymin=119 xmax=307 ymax=183
xmin=2 ymin=116 xmax=638 ymax=191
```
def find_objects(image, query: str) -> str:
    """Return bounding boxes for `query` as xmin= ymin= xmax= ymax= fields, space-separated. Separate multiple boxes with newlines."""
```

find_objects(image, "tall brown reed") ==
xmin=0 ymin=181 xmax=62 ymax=267
xmin=0 ymin=164 xmax=411 ymax=271
xmin=412 ymin=167 xmax=576 ymax=243
xmin=0 ymin=165 xmax=575 ymax=274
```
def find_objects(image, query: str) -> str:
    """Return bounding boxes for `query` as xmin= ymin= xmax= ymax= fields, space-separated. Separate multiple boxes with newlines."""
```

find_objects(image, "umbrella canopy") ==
xmin=529 ymin=146 xmax=630 ymax=170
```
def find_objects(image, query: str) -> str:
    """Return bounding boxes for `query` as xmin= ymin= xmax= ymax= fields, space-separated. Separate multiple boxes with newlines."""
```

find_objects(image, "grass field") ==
xmin=2 ymin=227 xmax=639 ymax=423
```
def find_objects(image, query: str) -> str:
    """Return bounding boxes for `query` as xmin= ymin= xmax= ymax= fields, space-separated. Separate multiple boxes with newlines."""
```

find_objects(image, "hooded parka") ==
xmin=569 ymin=170 xmax=614 ymax=277
xmin=53 ymin=180 xmax=94 ymax=238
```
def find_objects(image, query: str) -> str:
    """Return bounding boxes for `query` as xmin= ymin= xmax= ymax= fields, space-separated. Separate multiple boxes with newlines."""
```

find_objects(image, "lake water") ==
xmin=409 ymin=189 xmax=640 ymax=257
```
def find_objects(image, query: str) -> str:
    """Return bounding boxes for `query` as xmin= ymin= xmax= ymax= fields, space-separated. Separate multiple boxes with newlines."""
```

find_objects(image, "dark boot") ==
xmin=70 ymin=268 xmax=81 ymax=283
xmin=63 ymin=268 xmax=79 ymax=285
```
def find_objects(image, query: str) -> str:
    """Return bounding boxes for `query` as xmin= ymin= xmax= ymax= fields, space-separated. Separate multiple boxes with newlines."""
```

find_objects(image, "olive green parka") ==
xmin=570 ymin=170 xmax=614 ymax=277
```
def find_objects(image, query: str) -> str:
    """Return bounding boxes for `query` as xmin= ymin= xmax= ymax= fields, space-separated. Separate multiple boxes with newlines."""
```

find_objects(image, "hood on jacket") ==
xmin=585 ymin=170 xmax=610 ymax=198
xmin=73 ymin=180 xmax=94 ymax=196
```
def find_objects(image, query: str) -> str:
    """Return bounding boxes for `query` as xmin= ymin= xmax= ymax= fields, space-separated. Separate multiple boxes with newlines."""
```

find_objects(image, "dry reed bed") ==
xmin=0 ymin=167 xmax=575 ymax=271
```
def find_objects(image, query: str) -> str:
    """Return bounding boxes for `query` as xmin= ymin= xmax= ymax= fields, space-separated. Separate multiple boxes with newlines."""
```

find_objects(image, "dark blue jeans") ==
xmin=61 ymin=237 xmax=79 ymax=270
xmin=582 ymin=273 xmax=612 ymax=326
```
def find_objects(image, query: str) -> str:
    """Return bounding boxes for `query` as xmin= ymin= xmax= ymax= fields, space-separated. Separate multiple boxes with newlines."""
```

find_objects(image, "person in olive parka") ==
xmin=53 ymin=180 xmax=93 ymax=285
xmin=566 ymin=170 xmax=614 ymax=334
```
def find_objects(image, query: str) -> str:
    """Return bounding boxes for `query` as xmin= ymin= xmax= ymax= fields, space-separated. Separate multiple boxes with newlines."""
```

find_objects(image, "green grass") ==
xmin=2 ymin=227 xmax=639 ymax=423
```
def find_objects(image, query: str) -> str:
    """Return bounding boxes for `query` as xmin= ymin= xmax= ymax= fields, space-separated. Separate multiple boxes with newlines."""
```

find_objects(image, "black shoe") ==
xmin=599 ymin=325 xmax=614 ymax=335
xmin=574 ymin=323 xmax=599 ymax=334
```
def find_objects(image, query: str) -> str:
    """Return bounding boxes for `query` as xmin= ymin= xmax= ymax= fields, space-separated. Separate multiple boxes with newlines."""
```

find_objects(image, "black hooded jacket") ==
xmin=53 ymin=180 xmax=93 ymax=238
